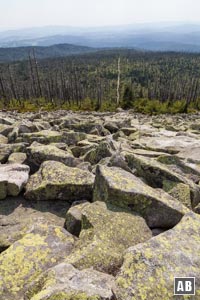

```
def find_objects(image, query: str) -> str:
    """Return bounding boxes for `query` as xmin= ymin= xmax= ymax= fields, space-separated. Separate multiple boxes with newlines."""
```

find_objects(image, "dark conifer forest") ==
xmin=1 ymin=48 xmax=200 ymax=113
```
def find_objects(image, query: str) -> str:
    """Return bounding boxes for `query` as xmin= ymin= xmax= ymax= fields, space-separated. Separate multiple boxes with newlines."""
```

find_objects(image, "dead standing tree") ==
xmin=116 ymin=57 xmax=121 ymax=107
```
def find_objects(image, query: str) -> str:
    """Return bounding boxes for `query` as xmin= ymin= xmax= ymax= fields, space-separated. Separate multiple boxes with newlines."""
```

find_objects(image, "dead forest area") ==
xmin=0 ymin=49 xmax=200 ymax=114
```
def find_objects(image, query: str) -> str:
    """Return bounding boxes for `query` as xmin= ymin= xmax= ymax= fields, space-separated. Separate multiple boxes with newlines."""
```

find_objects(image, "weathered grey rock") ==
xmin=64 ymin=201 xmax=91 ymax=236
xmin=0 ymin=143 xmax=26 ymax=163
xmin=0 ymin=117 xmax=15 ymax=125
xmin=8 ymin=127 xmax=19 ymax=142
xmin=132 ymin=135 xmax=200 ymax=154
xmin=24 ymin=160 xmax=94 ymax=201
xmin=125 ymin=152 xmax=200 ymax=207
xmin=93 ymin=165 xmax=189 ymax=228
xmin=116 ymin=212 xmax=200 ymax=300
xmin=0 ymin=203 xmax=65 ymax=252
xmin=19 ymin=130 xmax=64 ymax=144
xmin=84 ymin=141 xmax=113 ymax=165
xmin=0 ymin=164 xmax=30 ymax=200
xmin=104 ymin=121 xmax=119 ymax=133
xmin=0 ymin=124 xmax=13 ymax=136
xmin=0 ymin=224 xmax=75 ymax=300
xmin=27 ymin=142 xmax=80 ymax=169
xmin=25 ymin=263 xmax=116 ymax=300
xmin=65 ymin=201 xmax=152 ymax=275
xmin=194 ymin=202 xmax=200 ymax=214
xmin=0 ymin=134 xmax=8 ymax=144
xmin=177 ymin=146 xmax=200 ymax=164
xmin=62 ymin=130 xmax=87 ymax=145
xmin=8 ymin=152 xmax=27 ymax=164
xmin=163 ymin=181 xmax=192 ymax=208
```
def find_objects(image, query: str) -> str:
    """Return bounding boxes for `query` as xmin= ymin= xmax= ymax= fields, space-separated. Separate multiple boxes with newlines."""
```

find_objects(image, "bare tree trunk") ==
xmin=32 ymin=48 xmax=42 ymax=98
xmin=116 ymin=57 xmax=121 ymax=106
xmin=8 ymin=65 xmax=17 ymax=100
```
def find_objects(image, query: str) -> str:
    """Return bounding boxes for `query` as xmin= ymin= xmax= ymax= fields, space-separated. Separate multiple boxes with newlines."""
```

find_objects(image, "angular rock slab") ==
xmin=0 ymin=163 xmax=29 ymax=200
xmin=27 ymin=142 xmax=80 ymax=169
xmin=65 ymin=201 xmax=152 ymax=275
xmin=24 ymin=160 xmax=94 ymax=201
xmin=93 ymin=166 xmax=189 ymax=228
xmin=125 ymin=152 xmax=200 ymax=207
xmin=25 ymin=263 xmax=116 ymax=300
xmin=116 ymin=212 xmax=200 ymax=300
xmin=0 ymin=203 xmax=66 ymax=252
xmin=0 ymin=224 xmax=75 ymax=300
xmin=132 ymin=135 xmax=200 ymax=154
xmin=0 ymin=143 xmax=26 ymax=163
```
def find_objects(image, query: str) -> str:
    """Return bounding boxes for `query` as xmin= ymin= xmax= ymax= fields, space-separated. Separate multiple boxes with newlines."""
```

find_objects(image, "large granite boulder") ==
xmin=132 ymin=135 xmax=200 ymax=154
xmin=125 ymin=153 xmax=200 ymax=207
xmin=0 ymin=200 xmax=66 ymax=252
xmin=25 ymin=263 xmax=116 ymax=300
xmin=93 ymin=166 xmax=189 ymax=228
xmin=24 ymin=160 xmax=94 ymax=201
xmin=8 ymin=152 xmax=27 ymax=164
xmin=0 ymin=143 xmax=26 ymax=163
xmin=27 ymin=142 xmax=80 ymax=170
xmin=65 ymin=201 xmax=152 ymax=275
xmin=0 ymin=224 xmax=75 ymax=300
xmin=84 ymin=141 xmax=113 ymax=165
xmin=116 ymin=212 xmax=200 ymax=300
xmin=0 ymin=134 xmax=8 ymax=144
xmin=19 ymin=130 xmax=64 ymax=144
xmin=0 ymin=164 xmax=30 ymax=200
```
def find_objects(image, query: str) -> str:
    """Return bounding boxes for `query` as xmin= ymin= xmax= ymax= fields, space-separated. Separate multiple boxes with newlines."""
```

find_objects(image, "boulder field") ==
xmin=0 ymin=109 xmax=200 ymax=299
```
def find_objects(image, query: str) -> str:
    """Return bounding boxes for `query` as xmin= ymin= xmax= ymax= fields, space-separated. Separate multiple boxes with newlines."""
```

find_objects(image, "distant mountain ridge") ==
xmin=1 ymin=23 xmax=200 ymax=53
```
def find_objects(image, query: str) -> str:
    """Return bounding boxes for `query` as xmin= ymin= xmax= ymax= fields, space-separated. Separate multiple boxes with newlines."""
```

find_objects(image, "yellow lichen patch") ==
xmin=0 ymin=225 xmax=75 ymax=299
xmin=116 ymin=212 xmax=200 ymax=300
xmin=65 ymin=201 xmax=151 ymax=275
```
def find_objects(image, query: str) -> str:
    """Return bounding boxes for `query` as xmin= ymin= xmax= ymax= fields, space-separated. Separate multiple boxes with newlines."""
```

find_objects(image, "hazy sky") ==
xmin=0 ymin=0 xmax=200 ymax=30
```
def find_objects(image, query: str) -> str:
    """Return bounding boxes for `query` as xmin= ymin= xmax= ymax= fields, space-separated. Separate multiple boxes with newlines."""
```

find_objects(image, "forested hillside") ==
xmin=0 ymin=49 xmax=200 ymax=113
xmin=0 ymin=43 xmax=96 ymax=62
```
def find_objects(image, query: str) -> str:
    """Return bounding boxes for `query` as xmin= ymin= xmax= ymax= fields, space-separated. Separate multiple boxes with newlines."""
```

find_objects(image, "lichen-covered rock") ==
xmin=25 ymin=263 xmax=116 ymax=300
xmin=0 ymin=164 xmax=30 ymax=200
xmin=0 ymin=124 xmax=14 ymax=136
xmin=0 ymin=134 xmax=8 ymax=144
xmin=0 ymin=224 xmax=75 ymax=300
xmin=163 ymin=181 xmax=191 ymax=208
xmin=177 ymin=146 xmax=200 ymax=164
xmin=93 ymin=166 xmax=189 ymax=228
xmin=8 ymin=152 xmax=27 ymax=164
xmin=62 ymin=130 xmax=87 ymax=145
xmin=132 ymin=135 xmax=200 ymax=154
xmin=0 ymin=143 xmax=26 ymax=163
xmin=0 ymin=203 xmax=65 ymax=252
xmin=125 ymin=153 xmax=200 ymax=207
xmin=20 ymin=130 xmax=64 ymax=144
xmin=64 ymin=201 xmax=89 ymax=236
xmin=65 ymin=201 xmax=152 ymax=274
xmin=24 ymin=161 xmax=94 ymax=201
xmin=116 ymin=212 xmax=200 ymax=300
xmin=84 ymin=141 xmax=113 ymax=165
xmin=27 ymin=142 xmax=80 ymax=170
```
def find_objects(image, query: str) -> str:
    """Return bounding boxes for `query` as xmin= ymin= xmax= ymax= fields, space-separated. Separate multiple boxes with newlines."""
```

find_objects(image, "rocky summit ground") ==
xmin=0 ymin=109 xmax=200 ymax=300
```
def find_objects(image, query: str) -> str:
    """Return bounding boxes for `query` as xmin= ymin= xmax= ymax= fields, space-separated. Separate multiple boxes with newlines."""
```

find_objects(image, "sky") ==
xmin=0 ymin=0 xmax=200 ymax=30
